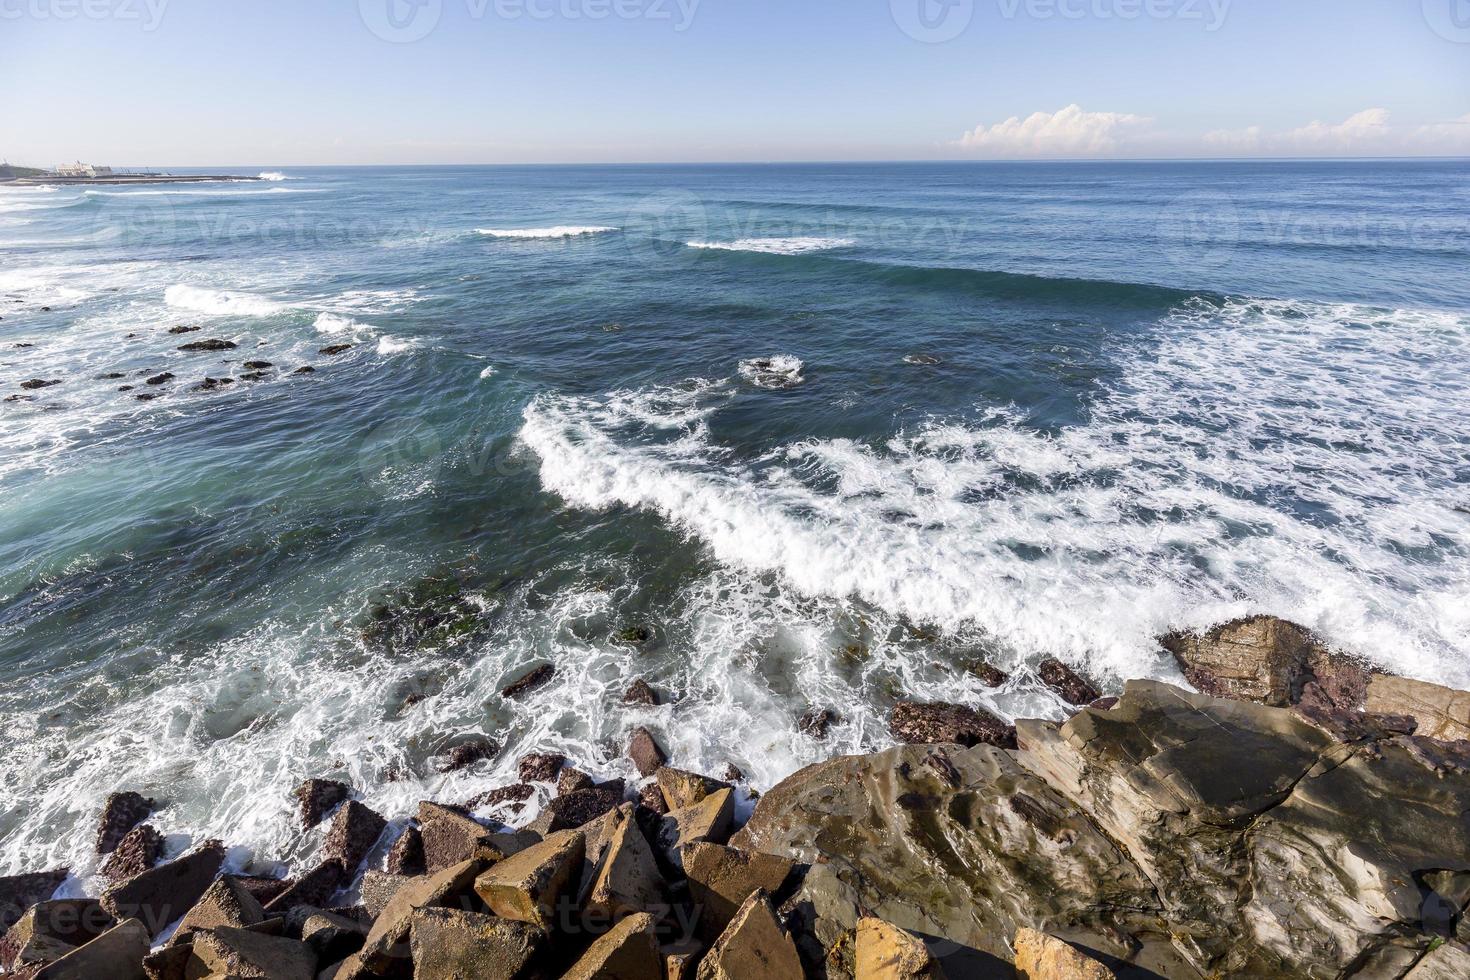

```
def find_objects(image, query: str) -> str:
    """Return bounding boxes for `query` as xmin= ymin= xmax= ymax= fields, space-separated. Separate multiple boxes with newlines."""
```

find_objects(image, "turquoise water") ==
xmin=1 ymin=161 xmax=1468 ymax=877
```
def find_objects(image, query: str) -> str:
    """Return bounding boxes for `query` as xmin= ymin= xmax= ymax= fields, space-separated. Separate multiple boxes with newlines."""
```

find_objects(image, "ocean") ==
xmin=1 ymin=161 xmax=1467 ymax=878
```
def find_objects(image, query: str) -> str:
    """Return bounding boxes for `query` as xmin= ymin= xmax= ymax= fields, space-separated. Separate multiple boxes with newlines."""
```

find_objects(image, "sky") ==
xmin=2 ymin=0 xmax=1468 ymax=165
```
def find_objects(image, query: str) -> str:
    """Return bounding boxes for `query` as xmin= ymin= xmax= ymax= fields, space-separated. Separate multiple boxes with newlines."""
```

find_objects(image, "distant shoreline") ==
xmin=0 ymin=174 xmax=262 ymax=186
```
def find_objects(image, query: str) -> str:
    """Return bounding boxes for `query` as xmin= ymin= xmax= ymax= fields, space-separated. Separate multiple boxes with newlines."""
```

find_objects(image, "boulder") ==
xmin=890 ymin=701 xmax=1015 ymax=749
xmin=558 ymin=768 xmax=595 ymax=795
xmin=501 ymin=664 xmax=555 ymax=700
xmin=261 ymin=861 xmax=346 ymax=917
xmin=684 ymin=842 xmax=795 ymax=943
xmin=166 ymin=876 xmax=264 ymax=946
xmin=178 ymin=339 xmax=237 ymax=352
xmin=799 ymin=709 xmax=837 ymax=739
xmin=144 ymin=372 xmax=174 ymax=386
xmin=417 ymin=802 xmax=534 ymax=874
xmin=586 ymin=808 xmax=667 ymax=919
xmin=141 ymin=942 xmax=192 ymax=980
xmin=528 ymin=787 xmax=623 ymax=834
xmin=19 ymin=379 xmax=60 ymax=390
xmin=696 ymin=890 xmax=803 ymax=980
xmin=347 ymin=858 xmax=486 ymax=976
xmin=563 ymin=911 xmax=661 ymax=980
xmin=386 ymin=826 xmax=425 ymax=876
xmin=629 ymin=727 xmax=668 ymax=777
xmin=294 ymin=779 xmax=351 ymax=829
xmin=656 ymin=789 xmax=735 ymax=871
xmin=855 ymin=917 xmax=947 ymax=979
xmin=320 ymin=800 xmax=387 ymax=873
xmin=571 ymin=806 xmax=629 ymax=906
xmin=639 ymin=782 xmax=669 ymax=816
xmin=1405 ymin=942 xmax=1470 ymax=978
xmin=101 ymin=841 xmax=224 ymax=938
xmin=656 ymin=768 xmax=731 ymax=811
xmin=189 ymin=926 xmax=316 ymax=980
xmin=665 ymin=939 xmax=703 ymax=980
xmin=439 ymin=734 xmax=498 ymax=772
xmin=359 ymin=870 xmax=409 ymax=919
xmin=624 ymin=679 xmax=661 ymax=706
xmin=318 ymin=343 xmax=353 ymax=356
xmin=30 ymin=917 xmax=149 ymax=980
xmin=473 ymin=830 xmax=584 ymax=930
xmin=95 ymin=792 xmax=155 ymax=855
xmin=1366 ymin=675 xmax=1470 ymax=742
xmin=518 ymin=752 xmax=566 ymax=783
xmin=963 ymin=659 xmax=1010 ymax=688
xmin=1 ymin=869 xmax=70 ymax=932
xmin=233 ymin=875 xmax=292 ymax=907
xmin=465 ymin=783 xmax=536 ymax=814
xmin=301 ymin=909 xmax=369 ymax=962
xmin=101 ymin=825 xmax=164 ymax=883
xmin=0 ymin=900 xmax=112 ymax=971
xmin=1012 ymin=928 xmax=1113 ymax=979
xmin=1159 ymin=615 xmax=1370 ymax=711
xmin=408 ymin=907 xmax=544 ymax=979
xmin=1037 ymin=659 xmax=1100 ymax=707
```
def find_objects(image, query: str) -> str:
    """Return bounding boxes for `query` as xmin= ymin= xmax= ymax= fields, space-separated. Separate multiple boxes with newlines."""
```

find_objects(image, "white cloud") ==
xmin=954 ymin=104 xmax=1152 ymax=158
xmin=1201 ymin=109 xmax=1470 ymax=157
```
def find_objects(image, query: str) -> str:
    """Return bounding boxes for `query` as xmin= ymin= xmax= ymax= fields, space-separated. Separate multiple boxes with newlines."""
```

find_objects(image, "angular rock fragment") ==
xmin=261 ymin=860 xmax=346 ymax=917
xmin=1366 ymin=675 xmax=1470 ymax=742
xmin=166 ymin=876 xmax=264 ymax=946
xmin=101 ymin=841 xmax=224 ymax=937
xmin=502 ymin=664 xmax=555 ymax=699
xmin=321 ymin=800 xmax=388 ymax=873
xmin=409 ymin=907 xmax=544 ymax=979
xmin=855 ymin=917 xmax=947 ymax=979
xmin=95 ymin=792 xmax=156 ymax=855
xmin=301 ymin=909 xmax=369 ymax=963
xmin=31 ymin=917 xmax=149 ymax=980
xmin=563 ymin=911 xmax=661 ymax=980
xmin=386 ymin=826 xmax=425 ymax=876
xmin=294 ymin=778 xmax=350 ymax=829
xmin=1038 ymin=658 xmax=1101 ymax=707
xmin=558 ymin=768 xmax=595 ymax=795
xmin=657 ymin=767 xmax=731 ymax=811
xmin=417 ymin=801 xmax=535 ymax=874
xmin=624 ymin=679 xmax=661 ymax=706
xmin=473 ymin=831 xmax=584 ymax=929
xmin=189 ymin=925 xmax=317 ymax=980
xmin=628 ymin=727 xmax=668 ymax=777
xmin=586 ymin=810 xmax=667 ymax=919
xmin=696 ymin=890 xmax=803 ymax=980
xmin=346 ymin=858 xmax=486 ymax=976
xmin=100 ymin=825 xmax=164 ymax=883
xmin=890 ymin=701 xmax=1016 ymax=749
xmin=684 ymin=842 xmax=795 ymax=943
xmin=439 ymin=734 xmax=498 ymax=772
xmin=518 ymin=752 xmax=566 ymax=783
xmin=0 ymin=900 xmax=112 ymax=971
xmin=656 ymin=789 xmax=735 ymax=870
xmin=799 ymin=708 xmax=837 ymax=739
xmin=1013 ymin=927 xmax=1114 ymax=979
xmin=528 ymin=787 xmax=623 ymax=834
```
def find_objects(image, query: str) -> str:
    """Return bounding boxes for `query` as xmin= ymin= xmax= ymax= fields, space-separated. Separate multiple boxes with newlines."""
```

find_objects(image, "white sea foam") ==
xmin=377 ymin=335 xmax=419 ymax=355
xmin=83 ymin=187 xmax=324 ymax=198
xmin=739 ymin=355 xmax=805 ymax=389
xmin=688 ymin=237 xmax=855 ymax=255
xmin=522 ymin=297 xmax=1470 ymax=689
xmin=312 ymin=312 xmax=376 ymax=336
xmin=479 ymin=365 xmax=497 ymax=379
xmin=165 ymin=284 xmax=282 ymax=317
xmin=257 ymin=171 xmax=290 ymax=181
xmin=476 ymin=226 xmax=619 ymax=239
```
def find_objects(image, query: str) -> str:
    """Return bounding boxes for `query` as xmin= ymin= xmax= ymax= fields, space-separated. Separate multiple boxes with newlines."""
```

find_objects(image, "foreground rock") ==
xmin=1 ymin=870 xmax=69 ymax=933
xmin=696 ymin=890 xmax=803 ymax=980
xmin=1013 ymin=927 xmax=1113 ymax=979
xmin=0 ymin=899 xmax=112 ymax=971
xmin=855 ymin=917 xmax=947 ymax=979
xmin=101 ymin=841 xmax=224 ymax=937
xmin=890 ymin=701 xmax=1016 ymax=749
xmin=408 ymin=907 xmax=544 ymax=978
xmin=31 ymin=917 xmax=149 ymax=980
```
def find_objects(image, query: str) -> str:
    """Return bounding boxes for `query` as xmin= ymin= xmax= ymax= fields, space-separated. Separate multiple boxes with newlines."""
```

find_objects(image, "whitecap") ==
xmin=377 ymin=336 xmax=419 ymax=355
xmin=165 ymin=284 xmax=281 ymax=317
xmin=687 ymin=237 xmax=855 ymax=255
xmin=739 ymin=356 xmax=806 ymax=389
xmin=475 ymin=226 xmax=619 ymax=239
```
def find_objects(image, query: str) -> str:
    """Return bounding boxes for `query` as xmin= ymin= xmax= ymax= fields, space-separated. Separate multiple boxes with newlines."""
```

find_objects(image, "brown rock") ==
xmin=624 ymin=679 xmax=661 ymax=706
xmin=656 ymin=789 xmax=735 ymax=870
xmin=439 ymin=735 xmax=498 ymax=772
xmin=473 ymin=830 xmax=584 ymax=930
xmin=189 ymin=926 xmax=317 ymax=979
xmin=501 ymin=664 xmax=555 ymax=700
xmin=586 ymin=810 xmax=667 ymax=919
xmin=665 ymin=940 xmax=703 ymax=980
xmin=294 ymin=778 xmax=350 ymax=830
xmin=657 ymin=768 xmax=732 ymax=811
xmin=95 ymin=793 xmax=155 ymax=855
xmin=683 ymin=843 xmax=796 ymax=943
xmin=563 ymin=911 xmax=661 ymax=980
xmin=233 ymin=876 xmax=291 ymax=907
xmin=722 ymin=764 xmax=744 ymax=783
xmin=100 ymin=825 xmax=164 ymax=884
xmin=261 ymin=861 xmax=346 ymax=917
xmin=417 ymin=802 xmax=535 ymax=874
xmin=639 ymin=783 xmax=669 ymax=816
xmin=358 ymin=871 xmax=409 ymax=919
xmin=141 ymin=943 xmax=192 ymax=980
xmin=855 ymin=917 xmax=946 ymax=978
xmin=408 ymin=907 xmax=544 ymax=979
xmin=529 ymin=787 xmax=623 ymax=834
xmin=890 ymin=701 xmax=1016 ymax=749
xmin=101 ymin=841 xmax=224 ymax=938
xmin=1013 ymin=928 xmax=1114 ymax=979
xmin=166 ymin=876 xmax=264 ymax=947
xmin=1159 ymin=615 xmax=1316 ymax=707
xmin=320 ymin=801 xmax=387 ymax=873
xmin=629 ymin=727 xmax=668 ymax=777
xmin=963 ymin=659 xmax=1010 ymax=688
xmin=558 ymin=768 xmax=595 ymax=795
xmin=385 ymin=827 xmax=425 ymax=876
xmin=31 ymin=917 xmax=149 ymax=980
xmin=799 ymin=708 xmax=837 ymax=739
xmin=1038 ymin=658 xmax=1101 ymax=707
xmin=0 ymin=900 xmax=112 ymax=971
xmin=518 ymin=752 xmax=566 ymax=783
xmin=465 ymin=783 xmax=536 ymax=814
xmin=350 ymin=858 xmax=486 ymax=975
xmin=1366 ymin=675 xmax=1470 ymax=742
xmin=301 ymin=909 xmax=368 ymax=962
xmin=318 ymin=343 xmax=353 ymax=356
xmin=696 ymin=890 xmax=803 ymax=980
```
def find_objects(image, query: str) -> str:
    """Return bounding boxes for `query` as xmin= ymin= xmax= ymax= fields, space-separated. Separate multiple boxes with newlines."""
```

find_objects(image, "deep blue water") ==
xmin=1 ymin=161 xmax=1467 ymax=877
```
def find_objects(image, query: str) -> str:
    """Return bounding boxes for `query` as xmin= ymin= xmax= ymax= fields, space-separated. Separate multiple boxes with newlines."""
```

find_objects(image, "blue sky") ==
xmin=2 ymin=0 xmax=1468 ymax=164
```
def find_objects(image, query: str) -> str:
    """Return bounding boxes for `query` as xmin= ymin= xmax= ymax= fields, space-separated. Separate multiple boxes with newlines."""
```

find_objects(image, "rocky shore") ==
xmin=4 ymin=616 xmax=1470 ymax=979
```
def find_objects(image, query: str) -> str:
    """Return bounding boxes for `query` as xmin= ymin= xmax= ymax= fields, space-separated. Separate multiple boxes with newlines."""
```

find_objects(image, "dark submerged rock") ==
xmin=623 ymin=679 xmax=660 ymax=706
xmin=177 ymin=339 xmax=237 ymax=352
xmin=890 ymin=700 xmax=1017 ymax=749
xmin=438 ymin=735 xmax=498 ymax=773
xmin=500 ymin=664 xmax=555 ymax=700
xmin=1038 ymin=657 xmax=1101 ymax=706
xmin=319 ymin=344 xmax=353 ymax=356
xmin=19 ymin=379 xmax=59 ymax=390
xmin=798 ymin=708 xmax=837 ymax=740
